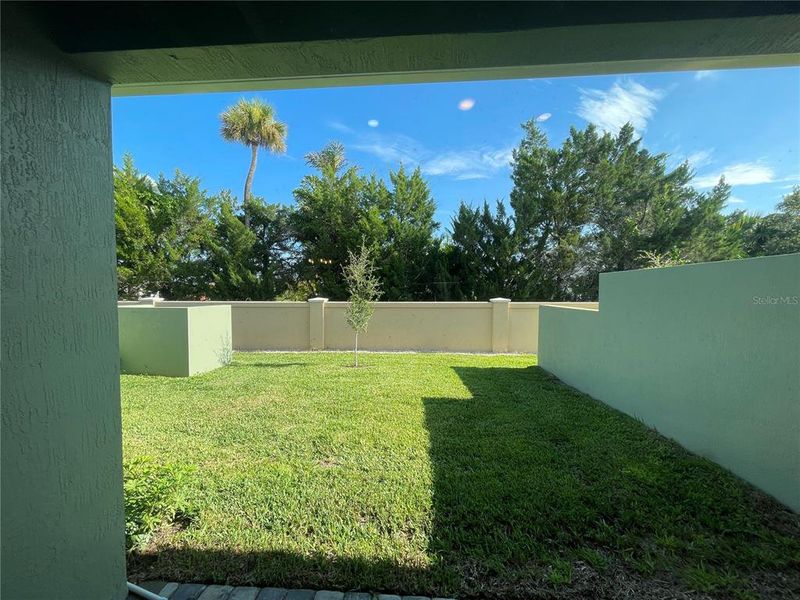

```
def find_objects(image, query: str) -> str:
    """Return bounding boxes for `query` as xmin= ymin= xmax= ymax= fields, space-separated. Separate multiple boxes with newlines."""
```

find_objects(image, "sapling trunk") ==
xmin=354 ymin=332 xmax=359 ymax=367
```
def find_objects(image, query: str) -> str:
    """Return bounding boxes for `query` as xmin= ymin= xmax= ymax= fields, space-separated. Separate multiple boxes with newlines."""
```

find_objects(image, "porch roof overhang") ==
xmin=17 ymin=1 xmax=800 ymax=96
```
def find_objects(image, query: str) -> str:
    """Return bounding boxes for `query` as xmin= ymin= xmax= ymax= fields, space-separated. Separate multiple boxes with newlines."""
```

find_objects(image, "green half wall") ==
xmin=539 ymin=254 xmax=800 ymax=511
xmin=119 ymin=305 xmax=232 ymax=376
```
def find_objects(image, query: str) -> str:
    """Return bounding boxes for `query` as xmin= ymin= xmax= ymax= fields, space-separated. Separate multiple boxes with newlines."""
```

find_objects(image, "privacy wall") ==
xmin=539 ymin=254 xmax=800 ymax=511
xmin=122 ymin=299 xmax=597 ymax=354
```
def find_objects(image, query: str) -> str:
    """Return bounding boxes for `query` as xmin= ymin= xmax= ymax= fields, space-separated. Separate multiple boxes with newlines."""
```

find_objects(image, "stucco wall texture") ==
xmin=1 ymin=9 xmax=127 ymax=599
xmin=539 ymin=254 xmax=800 ymax=511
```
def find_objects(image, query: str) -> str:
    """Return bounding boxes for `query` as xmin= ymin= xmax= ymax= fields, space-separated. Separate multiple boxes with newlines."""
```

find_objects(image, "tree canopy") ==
xmin=115 ymin=120 xmax=798 ymax=302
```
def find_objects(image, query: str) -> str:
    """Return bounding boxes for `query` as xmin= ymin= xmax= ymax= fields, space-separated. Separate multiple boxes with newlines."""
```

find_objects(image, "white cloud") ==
xmin=686 ymin=149 xmax=714 ymax=169
xmin=455 ymin=173 xmax=490 ymax=181
xmin=342 ymin=128 xmax=513 ymax=181
xmin=367 ymin=119 xmax=379 ymax=128
xmin=694 ymin=162 xmax=775 ymax=188
xmin=327 ymin=120 xmax=353 ymax=134
xmin=777 ymin=174 xmax=800 ymax=185
xmin=482 ymin=147 xmax=514 ymax=170
xmin=536 ymin=112 xmax=552 ymax=122
xmin=694 ymin=70 xmax=719 ymax=81
xmin=458 ymin=98 xmax=476 ymax=111
xmin=423 ymin=153 xmax=471 ymax=176
xmin=727 ymin=196 xmax=746 ymax=204
xmin=351 ymin=132 xmax=422 ymax=166
xmin=577 ymin=80 xmax=664 ymax=135
xmin=422 ymin=147 xmax=513 ymax=179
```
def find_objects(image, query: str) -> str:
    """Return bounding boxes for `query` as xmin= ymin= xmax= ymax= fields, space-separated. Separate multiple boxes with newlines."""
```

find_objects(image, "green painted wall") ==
xmin=187 ymin=305 xmax=233 ymax=375
xmin=119 ymin=307 xmax=190 ymax=376
xmin=118 ymin=305 xmax=232 ymax=376
xmin=539 ymin=254 xmax=800 ymax=511
xmin=0 ymin=6 xmax=128 ymax=599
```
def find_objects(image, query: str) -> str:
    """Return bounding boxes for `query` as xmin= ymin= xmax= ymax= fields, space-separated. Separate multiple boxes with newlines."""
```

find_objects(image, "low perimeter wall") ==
xmin=119 ymin=298 xmax=597 ymax=354
xmin=539 ymin=254 xmax=800 ymax=511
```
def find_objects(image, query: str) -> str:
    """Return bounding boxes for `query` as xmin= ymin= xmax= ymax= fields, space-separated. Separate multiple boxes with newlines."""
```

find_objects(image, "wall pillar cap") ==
xmin=308 ymin=297 xmax=329 ymax=303
xmin=489 ymin=297 xmax=511 ymax=303
xmin=138 ymin=296 xmax=163 ymax=306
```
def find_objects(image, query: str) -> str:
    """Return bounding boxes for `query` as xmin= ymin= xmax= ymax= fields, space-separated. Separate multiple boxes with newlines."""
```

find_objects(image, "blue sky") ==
xmin=113 ymin=66 xmax=799 ymax=228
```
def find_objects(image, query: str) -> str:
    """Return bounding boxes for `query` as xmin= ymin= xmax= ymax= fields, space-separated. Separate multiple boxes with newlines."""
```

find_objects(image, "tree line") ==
xmin=116 ymin=119 xmax=799 ymax=302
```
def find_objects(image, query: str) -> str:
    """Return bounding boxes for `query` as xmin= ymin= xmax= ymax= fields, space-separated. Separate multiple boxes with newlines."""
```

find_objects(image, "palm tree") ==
xmin=220 ymin=98 xmax=287 ymax=227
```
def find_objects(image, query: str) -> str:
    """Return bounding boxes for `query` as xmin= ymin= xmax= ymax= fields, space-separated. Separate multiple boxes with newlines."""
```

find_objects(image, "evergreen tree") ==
xmin=680 ymin=179 xmax=746 ymax=263
xmin=509 ymin=121 xmax=747 ymax=300
xmin=371 ymin=165 xmax=440 ymax=300
xmin=449 ymin=201 xmax=521 ymax=300
xmin=113 ymin=155 xmax=214 ymax=299
xmin=292 ymin=142 xmax=367 ymax=299
xmin=571 ymin=123 xmax=696 ymax=297
xmin=510 ymin=121 xmax=591 ymax=300
xmin=114 ymin=155 xmax=157 ymax=298
xmin=205 ymin=200 xmax=260 ymax=299
xmin=247 ymin=199 xmax=298 ymax=297
xmin=741 ymin=186 xmax=800 ymax=256
xmin=154 ymin=170 xmax=216 ymax=299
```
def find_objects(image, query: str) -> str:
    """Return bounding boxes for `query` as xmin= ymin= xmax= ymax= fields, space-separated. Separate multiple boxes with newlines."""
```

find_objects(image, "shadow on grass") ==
xmin=129 ymin=364 xmax=800 ymax=599
xmin=421 ymin=365 xmax=800 ymax=598
xmin=128 ymin=548 xmax=433 ymax=597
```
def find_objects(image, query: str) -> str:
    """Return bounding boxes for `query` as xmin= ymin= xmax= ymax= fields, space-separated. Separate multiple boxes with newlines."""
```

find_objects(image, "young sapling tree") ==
xmin=343 ymin=243 xmax=382 ymax=367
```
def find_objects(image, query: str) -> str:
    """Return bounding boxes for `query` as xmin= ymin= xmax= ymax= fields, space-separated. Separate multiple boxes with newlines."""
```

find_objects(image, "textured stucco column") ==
xmin=308 ymin=297 xmax=328 ymax=350
xmin=1 ymin=6 xmax=127 ymax=599
xmin=490 ymin=298 xmax=511 ymax=353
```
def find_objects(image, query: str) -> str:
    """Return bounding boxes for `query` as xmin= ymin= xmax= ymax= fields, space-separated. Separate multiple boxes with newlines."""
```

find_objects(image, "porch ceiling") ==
xmin=16 ymin=1 xmax=800 ymax=96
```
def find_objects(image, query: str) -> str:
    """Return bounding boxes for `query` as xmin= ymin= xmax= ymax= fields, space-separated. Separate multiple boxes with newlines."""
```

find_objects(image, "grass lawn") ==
xmin=122 ymin=352 xmax=799 ymax=599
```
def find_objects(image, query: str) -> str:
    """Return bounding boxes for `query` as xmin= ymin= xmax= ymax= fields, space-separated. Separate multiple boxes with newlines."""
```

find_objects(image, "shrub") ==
xmin=639 ymin=249 xmax=689 ymax=268
xmin=123 ymin=456 xmax=197 ymax=551
xmin=275 ymin=280 xmax=317 ymax=301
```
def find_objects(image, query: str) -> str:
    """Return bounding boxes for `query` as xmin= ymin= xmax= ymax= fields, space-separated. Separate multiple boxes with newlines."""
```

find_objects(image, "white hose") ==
xmin=127 ymin=581 xmax=168 ymax=600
